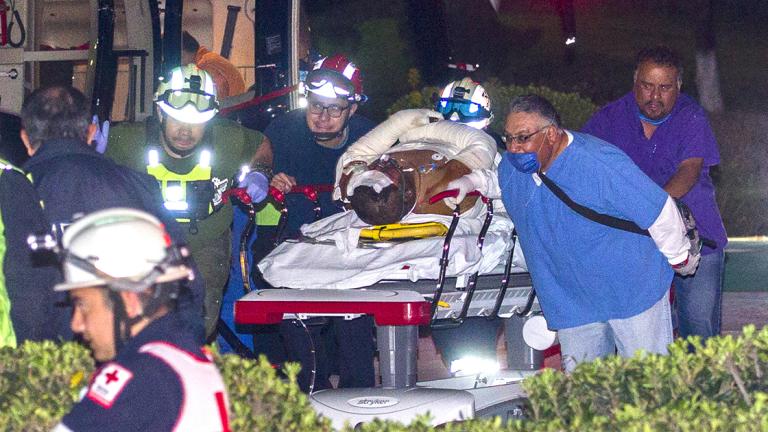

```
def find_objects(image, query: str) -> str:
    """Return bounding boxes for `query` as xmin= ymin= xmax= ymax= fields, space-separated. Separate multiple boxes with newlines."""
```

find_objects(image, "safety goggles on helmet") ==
xmin=155 ymin=66 xmax=219 ymax=124
xmin=436 ymin=98 xmax=492 ymax=122
xmin=304 ymin=69 xmax=359 ymax=102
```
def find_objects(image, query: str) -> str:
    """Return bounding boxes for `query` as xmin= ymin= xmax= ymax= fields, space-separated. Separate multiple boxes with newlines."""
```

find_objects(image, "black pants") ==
xmin=280 ymin=316 xmax=376 ymax=392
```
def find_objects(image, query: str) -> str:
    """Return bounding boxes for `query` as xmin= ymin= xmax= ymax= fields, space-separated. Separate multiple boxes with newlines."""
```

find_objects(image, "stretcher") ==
xmin=235 ymin=187 xmax=554 ymax=428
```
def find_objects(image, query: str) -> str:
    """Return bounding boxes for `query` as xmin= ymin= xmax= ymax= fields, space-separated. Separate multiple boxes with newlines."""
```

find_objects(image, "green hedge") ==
xmin=387 ymin=80 xmax=598 ymax=133
xmin=4 ymin=326 xmax=768 ymax=430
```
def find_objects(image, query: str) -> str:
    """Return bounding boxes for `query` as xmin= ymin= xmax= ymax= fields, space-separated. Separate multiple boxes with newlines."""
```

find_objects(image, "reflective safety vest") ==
xmin=138 ymin=342 xmax=231 ymax=431
xmin=0 ymin=159 xmax=24 ymax=348
xmin=146 ymin=148 xmax=229 ymax=232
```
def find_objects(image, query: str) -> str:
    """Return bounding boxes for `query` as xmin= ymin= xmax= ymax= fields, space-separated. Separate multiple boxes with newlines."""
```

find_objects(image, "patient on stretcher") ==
xmin=259 ymin=109 xmax=525 ymax=289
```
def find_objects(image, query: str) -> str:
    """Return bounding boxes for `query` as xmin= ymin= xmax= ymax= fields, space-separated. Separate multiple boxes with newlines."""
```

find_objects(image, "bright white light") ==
xmin=449 ymin=356 xmax=500 ymax=376
xmin=165 ymin=185 xmax=184 ymax=202
xmin=148 ymin=149 xmax=159 ymax=167
xmin=164 ymin=201 xmax=189 ymax=211
xmin=565 ymin=36 xmax=577 ymax=46
xmin=239 ymin=165 xmax=250 ymax=182
xmin=199 ymin=150 xmax=211 ymax=168
xmin=298 ymin=95 xmax=308 ymax=108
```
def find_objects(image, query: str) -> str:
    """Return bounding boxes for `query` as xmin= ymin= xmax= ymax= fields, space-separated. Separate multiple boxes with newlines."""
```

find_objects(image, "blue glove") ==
xmin=91 ymin=115 xmax=110 ymax=154
xmin=240 ymin=171 xmax=269 ymax=203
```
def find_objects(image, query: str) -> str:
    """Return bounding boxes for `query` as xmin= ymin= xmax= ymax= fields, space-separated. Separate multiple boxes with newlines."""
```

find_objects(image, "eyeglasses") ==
xmin=308 ymin=101 xmax=350 ymax=118
xmin=502 ymin=124 xmax=551 ymax=145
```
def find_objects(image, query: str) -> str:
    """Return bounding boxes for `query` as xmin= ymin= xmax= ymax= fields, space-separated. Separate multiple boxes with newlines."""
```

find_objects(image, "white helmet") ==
xmin=436 ymin=77 xmax=492 ymax=129
xmin=154 ymin=65 xmax=219 ymax=124
xmin=54 ymin=208 xmax=193 ymax=293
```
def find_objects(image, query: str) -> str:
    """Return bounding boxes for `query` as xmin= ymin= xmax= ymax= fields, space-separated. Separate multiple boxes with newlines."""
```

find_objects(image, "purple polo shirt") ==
xmin=582 ymin=92 xmax=727 ymax=254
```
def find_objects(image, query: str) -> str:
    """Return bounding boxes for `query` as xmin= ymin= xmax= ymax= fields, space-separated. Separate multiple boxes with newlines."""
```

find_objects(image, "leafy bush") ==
xmin=0 ymin=341 xmax=93 ymax=432
xmin=519 ymin=324 xmax=768 ymax=431
xmin=0 ymin=341 xmax=330 ymax=432
xmin=212 ymin=351 xmax=332 ymax=431
xmin=388 ymin=80 xmax=598 ymax=133
xmin=4 ymin=326 xmax=768 ymax=431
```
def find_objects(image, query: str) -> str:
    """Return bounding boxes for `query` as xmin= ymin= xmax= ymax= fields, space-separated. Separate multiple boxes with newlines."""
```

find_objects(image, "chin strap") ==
xmin=313 ymin=116 xmax=351 ymax=146
xmin=109 ymin=291 xmax=132 ymax=354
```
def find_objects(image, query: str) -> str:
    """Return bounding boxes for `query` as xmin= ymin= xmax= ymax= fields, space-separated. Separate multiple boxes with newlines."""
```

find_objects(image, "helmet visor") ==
xmin=157 ymin=88 xmax=219 ymax=112
xmin=305 ymin=69 xmax=356 ymax=101
xmin=436 ymin=98 xmax=491 ymax=121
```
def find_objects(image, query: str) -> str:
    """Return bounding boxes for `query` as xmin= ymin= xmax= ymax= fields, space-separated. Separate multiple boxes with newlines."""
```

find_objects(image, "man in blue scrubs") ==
xmin=447 ymin=94 xmax=699 ymax=371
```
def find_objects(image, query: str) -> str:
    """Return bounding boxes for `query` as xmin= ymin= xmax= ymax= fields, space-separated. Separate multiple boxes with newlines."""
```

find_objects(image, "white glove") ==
xmin=442 ymin=175 xmax=477 ymax=208
xmin=672 ymin=251 xmax=701 ymax=276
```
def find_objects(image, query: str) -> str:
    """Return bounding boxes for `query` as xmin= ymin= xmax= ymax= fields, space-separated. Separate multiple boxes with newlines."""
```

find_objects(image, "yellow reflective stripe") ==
xmin=146 ymin=163 xmax=212 ymax=181
xmin=256 ymin=202 xmax=281 ymax=226
xmin=147 ymin=162 xmax=215 ymax=220
xmin=0 ymin=169 xmax=18 ymax=348
xmin=360 ymin=222 xmax=448 ymax=241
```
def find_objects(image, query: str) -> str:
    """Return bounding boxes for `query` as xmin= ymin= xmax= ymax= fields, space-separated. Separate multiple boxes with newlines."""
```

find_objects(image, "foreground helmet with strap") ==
xmin=53 ymin=208 xmax=194 ymax=352
xmin=436 ymin=77 xmax=492 ymax=129
xmin=304 ymin=54 xmax=367 ymax=103
xmin=155 ymin=65 xmax=219 ymax=124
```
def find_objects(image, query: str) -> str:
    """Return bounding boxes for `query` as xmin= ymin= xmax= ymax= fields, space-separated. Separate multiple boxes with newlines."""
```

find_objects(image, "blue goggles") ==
xmin=436 ymin=98 xmax=491 ymax=121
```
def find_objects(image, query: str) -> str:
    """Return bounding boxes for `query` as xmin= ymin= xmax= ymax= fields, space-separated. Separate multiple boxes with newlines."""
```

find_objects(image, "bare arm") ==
xmin=664 ymin=157 xmax=703 ymax=198
xmin=250 ymin=136 xmax=274 ymax=167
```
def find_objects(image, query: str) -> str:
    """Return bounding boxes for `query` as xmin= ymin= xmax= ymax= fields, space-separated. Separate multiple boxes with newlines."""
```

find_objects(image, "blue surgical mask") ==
xmin=506 ymin=152 xmax=541 ymax=174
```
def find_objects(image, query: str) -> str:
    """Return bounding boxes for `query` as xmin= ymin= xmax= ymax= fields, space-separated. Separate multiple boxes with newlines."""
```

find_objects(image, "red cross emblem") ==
xmin=105 ymin=369 xmax=120 ymax=384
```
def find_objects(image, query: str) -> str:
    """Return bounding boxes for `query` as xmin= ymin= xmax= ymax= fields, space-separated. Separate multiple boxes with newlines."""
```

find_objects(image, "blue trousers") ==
xmin=558 ymin=290 xmax=673 ymax=373
xmin=217 ymin=207 xmax=257 ymax=352
xmin=673 ymin=250 xmax=725 ymax=341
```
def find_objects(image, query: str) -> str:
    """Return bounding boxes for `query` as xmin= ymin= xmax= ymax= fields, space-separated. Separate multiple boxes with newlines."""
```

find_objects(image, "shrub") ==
xmin=0 ymin=341 xmax=93 ymax=432
xmin=4 ymin=325 xmax=768 ymax=431
xmin=519 ymin=324 xmax=768 ymax=431
xmin=387 ymin=80 xmax=598 ymax=133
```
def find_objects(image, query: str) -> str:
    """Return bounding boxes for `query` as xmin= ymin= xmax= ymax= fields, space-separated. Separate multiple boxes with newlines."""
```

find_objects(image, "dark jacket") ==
xmin=0 ymin=161 xmax=61 ymax=343
xmin=23 ymin=139 xmax=205 ymax=341
xmin=58 ymin=313 xmax=229 ymax=431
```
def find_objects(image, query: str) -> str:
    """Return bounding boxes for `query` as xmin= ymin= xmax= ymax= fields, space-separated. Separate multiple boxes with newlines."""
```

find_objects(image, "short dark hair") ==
xmin=182 ymin=31 xmax=200 ymax=54
xmin=635 ymin=45 xmax=683 ymax=78
xmin=20 ymin=85 xmax=90 ymax=150
xmin=507 ymin=94 xmax=562 ymax=128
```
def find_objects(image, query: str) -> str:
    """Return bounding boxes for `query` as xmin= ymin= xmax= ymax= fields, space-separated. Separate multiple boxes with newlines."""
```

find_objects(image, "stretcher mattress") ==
xmin=258 ymin=207 xmax=527 ymax=289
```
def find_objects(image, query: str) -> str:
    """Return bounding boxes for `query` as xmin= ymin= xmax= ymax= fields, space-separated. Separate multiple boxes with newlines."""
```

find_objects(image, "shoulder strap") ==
xmin=538 ymin=171 xmax=650 ymax=237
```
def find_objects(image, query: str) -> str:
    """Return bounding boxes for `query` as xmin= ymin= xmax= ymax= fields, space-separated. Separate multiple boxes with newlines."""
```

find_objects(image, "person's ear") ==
xmin=543 ymin=124 xmax=557 ymax=143
xmin=20 ymin=129 xmax=35 ymax=156
xmin=348 ymin=103 xmax=358 ymax=117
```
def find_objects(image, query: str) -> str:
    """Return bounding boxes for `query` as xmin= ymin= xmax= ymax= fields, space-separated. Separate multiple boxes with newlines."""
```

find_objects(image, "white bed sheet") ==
xmin=258 ymin=205 xmax=527 ymax=289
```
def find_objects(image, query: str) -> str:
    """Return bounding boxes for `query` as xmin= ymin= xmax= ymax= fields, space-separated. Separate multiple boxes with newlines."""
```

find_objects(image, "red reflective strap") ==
xmin=428 ymin=189 xmax=482 ymax=205
xmin=221 ymin=187 xmax=252 ymax=205
xmin=268 ymin=186 xmax=285 ymax=204
xmin=0 ymin=1 xmax=8 ymax=47
xmin=215 ymin=391 xmax=230 ymax=432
